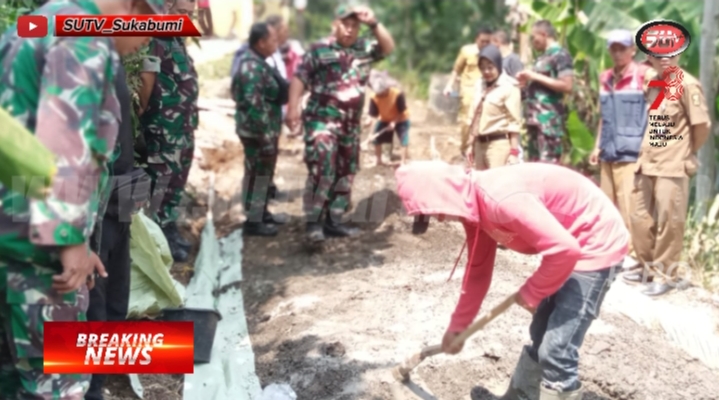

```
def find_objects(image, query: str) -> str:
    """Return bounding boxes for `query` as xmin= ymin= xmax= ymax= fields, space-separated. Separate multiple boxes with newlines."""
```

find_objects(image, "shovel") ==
xmin=360 ymin=124 xmax=395 ymax=151
xmin=393 ymin=292 xmax=517 ymax=382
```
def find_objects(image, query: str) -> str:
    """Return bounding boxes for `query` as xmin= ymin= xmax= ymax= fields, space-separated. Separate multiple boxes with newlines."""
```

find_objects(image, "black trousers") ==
xmin=85 ymin=216 xmax=132 ymax=400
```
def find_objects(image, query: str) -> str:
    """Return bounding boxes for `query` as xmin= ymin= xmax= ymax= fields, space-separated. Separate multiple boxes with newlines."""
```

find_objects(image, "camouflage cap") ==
xmin=143 ymin=0 xmax=166 ymax=14
xmin=334 ymin=4 xmax=356 ymax=20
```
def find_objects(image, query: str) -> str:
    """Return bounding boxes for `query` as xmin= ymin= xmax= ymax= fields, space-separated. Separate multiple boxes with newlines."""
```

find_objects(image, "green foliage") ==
xmin=519 ymin=0 xmax=707 ymax=172
xmin=301 ymin=0 xmax=509 ymax=100
xmin=0 ymin=0 xmax=43 ymax=33
xmin=370 ymin=0 xmax=507 ymax=80
xmin=565 ymin=110 xmax=594 ymax=165
xmin=303 ymin=0 xmax=339 ymax=42
xmin=122 ymin=46 xmax=150 ymax=139
xmin=195 ymin=51 xmax=233 ymax=81
xmin=685 ymin=195 xmax=719 ymax=291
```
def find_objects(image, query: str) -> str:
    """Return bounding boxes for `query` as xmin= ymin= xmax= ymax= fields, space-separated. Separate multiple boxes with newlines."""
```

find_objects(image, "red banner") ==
xmin=44 ymin=321 xmax=194 ymax=374
xmin=54 ymin=15 xmax=201 ymax=37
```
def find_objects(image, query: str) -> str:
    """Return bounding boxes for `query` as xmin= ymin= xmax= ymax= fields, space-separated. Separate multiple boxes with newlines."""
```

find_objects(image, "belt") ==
xmin=476 ymin=132 xmax=508 ymax=143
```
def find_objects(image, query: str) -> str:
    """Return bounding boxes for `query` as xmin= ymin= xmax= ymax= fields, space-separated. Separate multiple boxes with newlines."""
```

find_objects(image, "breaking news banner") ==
xmin=54 ymin=15 xmax=201 ymax=37
xmin=43 ymin=321 xmax=195 ymax=374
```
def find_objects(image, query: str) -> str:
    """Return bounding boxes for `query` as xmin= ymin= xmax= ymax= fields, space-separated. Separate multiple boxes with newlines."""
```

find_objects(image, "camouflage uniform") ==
xmin=141 ymin=37 xmax=199 ymax=228
xmin=232 ymin=49 xmax=282 ymax=222
xmin=524 ymin=43 xmax=574 ymax=163
xmin=295 ymin=37 xmax=384 ymax=222
xmin=0 ymin=1 xmax=120 ymax=398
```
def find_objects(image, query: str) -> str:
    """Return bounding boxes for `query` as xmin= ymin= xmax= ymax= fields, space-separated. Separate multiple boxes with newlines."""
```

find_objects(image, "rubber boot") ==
xmin=167 ymin=238 xmax=189 ymax=262
xmin=539 ymin=383 xmax=584 ymax=400
xmin=306 ymin=222 xmax=325 ymax=242
xmin=500 ymin=346 xmax=542 ymax=400
xmin=323 ymin=211 xmax=360 ymax=238
xmin=162 ymin=222 xmax=191 ymax=251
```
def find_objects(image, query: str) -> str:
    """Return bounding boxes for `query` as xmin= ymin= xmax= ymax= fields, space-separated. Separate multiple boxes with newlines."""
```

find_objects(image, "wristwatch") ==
xmin=368 ymin=20 xmax=379 ymax=30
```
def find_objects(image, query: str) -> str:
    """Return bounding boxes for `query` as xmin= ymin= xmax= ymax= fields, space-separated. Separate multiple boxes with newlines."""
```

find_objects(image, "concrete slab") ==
xmin=602 ymin=280 xmax=719 ymax=370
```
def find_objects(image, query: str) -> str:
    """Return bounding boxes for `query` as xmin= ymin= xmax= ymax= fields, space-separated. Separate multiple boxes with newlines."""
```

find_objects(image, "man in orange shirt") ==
xmin=366 ymin=72 xmax=410 ymax=165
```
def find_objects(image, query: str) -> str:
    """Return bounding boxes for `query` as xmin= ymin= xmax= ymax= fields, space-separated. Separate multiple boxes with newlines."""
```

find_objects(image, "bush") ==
xmin=374 ymin=59 xmax=430 ymax=100
xmin=684 ymin=194 xmax=719 ymax=292
xmin=0 ymin=0 xmax=46 ymax=33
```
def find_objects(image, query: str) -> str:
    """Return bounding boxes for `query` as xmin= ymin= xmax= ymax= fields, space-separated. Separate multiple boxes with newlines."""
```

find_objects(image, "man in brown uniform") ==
xmin=443 ymin=26 xmax=493 ymax=158
xmin=467 ymin=44 xmax=522 ymax=169
xmin=624 ymin=55 xmax=711 ymax=297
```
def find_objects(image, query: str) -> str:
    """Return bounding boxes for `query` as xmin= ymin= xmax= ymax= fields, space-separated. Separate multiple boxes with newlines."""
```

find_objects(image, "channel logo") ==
xmin=17 ymin=15 xmax=48 ymax=38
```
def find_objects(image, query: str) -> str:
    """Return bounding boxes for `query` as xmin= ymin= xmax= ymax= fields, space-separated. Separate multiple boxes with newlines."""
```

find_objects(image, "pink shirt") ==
xmin=396 ymin=162 xmax=628 ymax=332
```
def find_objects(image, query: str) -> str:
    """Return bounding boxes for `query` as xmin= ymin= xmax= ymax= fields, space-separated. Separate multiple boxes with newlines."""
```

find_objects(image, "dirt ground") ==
xmin=104 ymin=55 xmax=719 ymax=399
xmin=223 ymin=102 xmax=719 ymax=400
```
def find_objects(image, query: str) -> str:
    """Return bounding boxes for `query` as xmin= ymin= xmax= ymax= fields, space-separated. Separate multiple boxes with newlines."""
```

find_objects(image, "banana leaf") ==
xmin=0 ymin=106 xmax=56 ymax=199
xmin=127 ymin=212 xmax=185 ymax=318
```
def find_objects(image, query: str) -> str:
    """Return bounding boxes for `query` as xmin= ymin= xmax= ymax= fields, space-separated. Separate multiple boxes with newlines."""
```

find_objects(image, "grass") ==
xmin=374 ymin=60 xmax=431 ymax=100
xmin=684 ymin=195 xmax=719 ymax=293
xmin=195 ymin=52 xmax=234 ymax=81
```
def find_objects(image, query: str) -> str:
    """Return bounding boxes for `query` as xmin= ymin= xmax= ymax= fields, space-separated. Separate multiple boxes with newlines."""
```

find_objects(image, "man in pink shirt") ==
xmin=396 ymin=161 xmax=628 ymax=400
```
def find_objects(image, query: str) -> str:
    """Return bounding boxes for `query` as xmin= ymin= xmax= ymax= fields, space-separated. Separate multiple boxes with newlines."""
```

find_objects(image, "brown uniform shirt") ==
xmin=453 ymin=44 xmax=481 ymax=97
xmin=636 ymin=68 xmax=711 ymax=178
xmin=469 ymin=74 xmax=522 ymax=137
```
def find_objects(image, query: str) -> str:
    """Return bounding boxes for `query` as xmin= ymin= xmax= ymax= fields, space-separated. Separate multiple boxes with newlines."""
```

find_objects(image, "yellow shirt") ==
xmin=453 ymin=44 xmax=481 ymax=97
xmin=636 ymin=68 xmax=711 ymax=178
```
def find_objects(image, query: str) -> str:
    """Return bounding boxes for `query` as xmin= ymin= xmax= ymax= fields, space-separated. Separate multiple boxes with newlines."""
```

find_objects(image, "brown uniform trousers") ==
xmin=468 ymin=74 xmax=522 ymax=169
xmin=600 ymin=162 xmax=636 ymax=255
xmin=631 ymin=69 xmax=711 ymax=282
xmin=453 ymin=44 xmax=481 ymax=154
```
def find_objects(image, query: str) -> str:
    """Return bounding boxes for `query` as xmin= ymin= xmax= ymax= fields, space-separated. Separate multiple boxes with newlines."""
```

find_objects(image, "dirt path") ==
xmin=185 ymin=94 xmax=719 ymax=400
xmin=104 ymin=41 xmax=719 ymax=399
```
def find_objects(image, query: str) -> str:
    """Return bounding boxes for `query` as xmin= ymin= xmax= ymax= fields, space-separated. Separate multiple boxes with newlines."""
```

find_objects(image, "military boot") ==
xmin=268 ymin=183 xmax=285 ymax=200
xmin=243 ymin=221 xmax=278 ymax=237
xmin=539 ymin=383 xmax=583 ymax=400
xmin=263 ymin=210 xmax=288 ymax=225
xmin=500 ymin=346 xmax=542 ymax=400
xmin=306 ymin=222 xmax=325 ymax=243
xmin=162 ymin=222 xmax=191 ymax=251
xmin=167 ymin=239 xmax=189 ymax=262
xmin=323 ymin=211 xmax=360 ymax=238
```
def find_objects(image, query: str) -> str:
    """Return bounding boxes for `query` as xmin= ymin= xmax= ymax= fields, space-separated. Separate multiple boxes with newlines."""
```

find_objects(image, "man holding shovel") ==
xmin=365 ymin=71 xmax=411 ymax=166
xmin=395 ymin=161 xmax=628 ymax=400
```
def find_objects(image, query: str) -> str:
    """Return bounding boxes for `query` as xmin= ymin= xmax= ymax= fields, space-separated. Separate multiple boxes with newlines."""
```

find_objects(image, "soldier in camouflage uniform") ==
xmin=139 ymin=0 xmax=200 ymax=262
xmin=233 ymin=22 xmax=287 ymax=237
xmin=0 ymin=1 xmax=162 ymax=399
xmin=516 ymin=20 xmax=574 ymax=164
xmin=286 ymin=4 xmax=395 ymax=243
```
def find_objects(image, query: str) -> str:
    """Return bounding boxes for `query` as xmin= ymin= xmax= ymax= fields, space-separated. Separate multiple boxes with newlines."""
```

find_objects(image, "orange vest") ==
xmin=372 ymin=88 xmax=409 ymax=123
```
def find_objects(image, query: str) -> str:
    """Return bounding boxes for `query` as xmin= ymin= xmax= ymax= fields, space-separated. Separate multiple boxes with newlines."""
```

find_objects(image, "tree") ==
xmin=696 ymin=0 xmax=719 ymax=220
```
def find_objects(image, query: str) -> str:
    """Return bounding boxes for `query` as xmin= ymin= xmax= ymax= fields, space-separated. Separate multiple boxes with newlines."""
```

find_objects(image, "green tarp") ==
xmin=183 ymin=214 xmax=262 ymax=400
